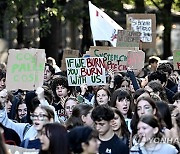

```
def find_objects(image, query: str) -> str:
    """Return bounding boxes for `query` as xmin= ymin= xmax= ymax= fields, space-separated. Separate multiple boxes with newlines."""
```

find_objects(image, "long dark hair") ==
xmin=39 ymin=123 xmax=70 ymax=154
xmin=110 ymin=88 xmax=133 ymax=118
xmin=112 ymin=108 xmax=130 ymax=139
xmin=156 ymin=101 xmax=173 ymax=129
xmin=65 ymin=104 xmax=93 ymax=130
xmin=131 ymin=97 xmax=162 ymax=135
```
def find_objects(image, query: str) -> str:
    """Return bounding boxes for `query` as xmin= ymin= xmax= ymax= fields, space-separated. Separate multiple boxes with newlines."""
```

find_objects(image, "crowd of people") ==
xmin=0 ymin=55 xmax=180 ymax=154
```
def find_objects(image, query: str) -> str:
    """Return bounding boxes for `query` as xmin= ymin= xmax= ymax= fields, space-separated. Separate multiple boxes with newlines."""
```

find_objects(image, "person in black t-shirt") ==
xmin=91 ymin=105 xmax=129 ymax=154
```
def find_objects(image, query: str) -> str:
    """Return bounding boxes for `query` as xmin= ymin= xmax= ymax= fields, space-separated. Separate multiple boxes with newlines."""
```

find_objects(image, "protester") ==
xmin=0 ymin=89 xmax=56 ymax=142
xmin=76 ymin=84 xmax=94 ymax=105
xmin=145 ymin=80 xmax=168 ymax=102
xmin=131 ymin=97 xmax=161 ymax=136
xmin=0 ymin=123 xmax=21 ymax=146
xmin=64 ymin=97 xmax=79 ymax=119
xmin=51 ymin=76 xmax=73 ymax=121
xmin=0 ymin=69 xmax=6 ymax=91
xmin=47 ymin=57 xmax=61 ymax=73
xmin=170 ymin=113 xmax=180 ymax=152
xmin=173 ymin=92 xmax=180 ymax=112
xmin=111 ymin=107 xmax=130 ymax=146
xmin=20 ymin=105 xmax=54 ymax=149
xmin=130 ymin=115 xmax=178 ymax=154
xmin=43 ymin=63 xmax=55 ymax=86
xmin=65 ymin=104 xmax=94 ymax=130
xmin=91 ymin=105 xmax=129 ymax=154
xmin=68 ymin=126 xmax=100 ymax=154
xmin=0 ymin=126 xmax=8 ymax=154
xmin=94 ymin=86 xmax=111 ymax=107
xmin=156 ymin=101 xmax=173 ymax=130
xmin=15 ymin=97 xmax=28 ymax=123
xmin=110 ymin=88 xmax=133 ymax=131
xmin=39 ymin=123 xmax=70 ymax=154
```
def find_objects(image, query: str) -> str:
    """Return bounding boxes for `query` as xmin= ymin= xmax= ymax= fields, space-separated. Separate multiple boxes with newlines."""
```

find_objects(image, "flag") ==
xmin=88 ymin=1 xmax=123 ymax=47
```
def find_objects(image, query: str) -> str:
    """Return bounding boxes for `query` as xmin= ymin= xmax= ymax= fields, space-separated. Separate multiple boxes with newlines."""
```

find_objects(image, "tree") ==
xmin=147 ymin=0 xmax=174 ymax=59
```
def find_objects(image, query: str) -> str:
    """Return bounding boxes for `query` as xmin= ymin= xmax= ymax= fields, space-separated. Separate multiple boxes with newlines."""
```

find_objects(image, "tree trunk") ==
xmin=40 ymin=16 xmax=61 ymax=63
xmin=162 ymin=1 xmax=173 ymax=59
xmin=80 ymin=17 xmax=92 ymax=55
xmin=0 ymin=1 xmax=7 ymax=37
xmin=134 ymin=0 xmax=145 ymax=13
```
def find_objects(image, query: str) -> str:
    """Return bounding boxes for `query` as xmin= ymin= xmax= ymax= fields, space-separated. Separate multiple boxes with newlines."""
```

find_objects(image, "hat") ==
xmin=68 ymin=126 xmax=93 ymax=153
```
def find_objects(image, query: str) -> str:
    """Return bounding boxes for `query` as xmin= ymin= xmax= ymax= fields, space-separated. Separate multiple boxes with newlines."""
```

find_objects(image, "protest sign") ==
xmin=116 ymin=30 xmax=141 ymax=47
xmin=6 ymin=49 xmax=45 ymax=90
xmin=89 ymin=46 xmax=136 ymax=72
xmin=6 ymin=144 xmax=39 ymax=154
xmin=66 ymin=57 xmax=106 ymax=86
xmin=127 ymin=50 xmax=145 ymax=70
xmin=173 ymin=50 xmax=180 ymax=70
xmin=126 ymin=14 xmax=156 ymax=49
xmin=61 ymin=49 xmax=79 ymax=71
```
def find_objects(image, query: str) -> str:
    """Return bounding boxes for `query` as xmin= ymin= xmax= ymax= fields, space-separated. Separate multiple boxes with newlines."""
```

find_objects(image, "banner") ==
xmin=126 ymin=14 xmax=156 ymax=49
xmin=66 ymin=57 xmax=106 ymax=86
xmin=88 ymin=1 xmax=123 ymax=47
xmin=6 ymin=49 xmax=45 ymax=90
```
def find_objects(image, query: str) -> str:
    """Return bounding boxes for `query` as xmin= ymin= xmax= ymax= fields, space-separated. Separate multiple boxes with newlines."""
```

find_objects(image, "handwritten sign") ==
xmin=116 ymin=30 xmax=141 ymax=47
xmin=61 ymin=49 xmax=79 ymax=71
xmin=131 ymin=19 xmax=152 ymax=42
xmin=127 ymin=50 xmax=145 ymax=70
xmin=89 ymin=46 xmax=145 ymax=72
xmin=173 ymin=50 xmax=180 ymax=70
xmin=6 ymin=49 xmax=45 ymax=90
xmin=90 ymin=46 xmax=131 ymax=72
xmin=126 ymin=14 xmax=156 ymax=49
xmin=66 ymin=57 xmax=106 ymax=86
xmin=6 ymin=144 xmax=39 ymax=154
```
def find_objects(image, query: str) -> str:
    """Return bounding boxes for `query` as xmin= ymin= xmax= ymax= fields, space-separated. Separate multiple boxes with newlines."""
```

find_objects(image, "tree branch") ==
xmin=150 ymin=0 xmax=163 ymax=11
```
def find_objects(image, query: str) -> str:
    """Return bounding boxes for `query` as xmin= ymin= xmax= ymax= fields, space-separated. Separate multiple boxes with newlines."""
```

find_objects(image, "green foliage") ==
xmin=63 ymin=0 xmax=84 ymax=23
xmin=172 ymin=0 xmax=180 ymax=11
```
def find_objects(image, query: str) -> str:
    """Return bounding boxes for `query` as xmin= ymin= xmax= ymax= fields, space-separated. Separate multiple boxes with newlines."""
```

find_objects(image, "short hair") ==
xmin=51 ymin=76 xmax=72 ymax=101
xmin=45 ymin=63 xmax=55 ymax=75
xmin=148 ymin=70 xmax=167 ymax=84
xmin=39 ymin=105 xmax=55 ymax=120
xmin=133 ymin=88 xmax=149 ymax=100
xmin=68 ymin=126 xmax=98 ymax=153
xmin=147 ymin=80 xmax=168 ymax=102
xmin=91 ymin=105 xmax=114 ymax=122
xmin=157 ymin=63 xmax=172 ymax=75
